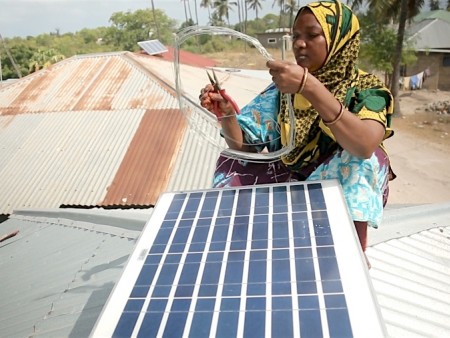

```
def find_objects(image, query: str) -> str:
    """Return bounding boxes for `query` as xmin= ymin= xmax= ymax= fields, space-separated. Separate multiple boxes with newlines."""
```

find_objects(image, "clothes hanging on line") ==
xmin=402 ymin=68 xmax=430 ymax=90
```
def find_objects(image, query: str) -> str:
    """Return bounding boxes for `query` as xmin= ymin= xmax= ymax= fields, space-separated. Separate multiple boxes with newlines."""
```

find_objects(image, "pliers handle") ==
xmin=206 ymin=69 xmax=240 ymax=120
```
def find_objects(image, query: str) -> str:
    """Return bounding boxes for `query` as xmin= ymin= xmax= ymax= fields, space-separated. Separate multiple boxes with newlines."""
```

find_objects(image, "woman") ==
xmin=199 ymin=0 xmax=395 ymax=254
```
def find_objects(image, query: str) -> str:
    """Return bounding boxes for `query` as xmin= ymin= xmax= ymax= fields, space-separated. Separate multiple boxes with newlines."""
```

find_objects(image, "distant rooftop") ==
xmin=413 ymin=9 xmax=450 ymax=24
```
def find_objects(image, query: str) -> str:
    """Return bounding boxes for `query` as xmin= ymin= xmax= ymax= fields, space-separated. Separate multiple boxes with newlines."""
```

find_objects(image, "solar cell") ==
xmin=92 ymin=180 xmax=386 ymax=337
xmin=138 ymin=39 xmax=168 ymax=55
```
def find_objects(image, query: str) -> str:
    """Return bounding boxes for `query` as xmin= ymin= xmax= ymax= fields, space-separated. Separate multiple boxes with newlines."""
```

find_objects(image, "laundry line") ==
xmin=401 ymin=67 xmax=431 ymax=90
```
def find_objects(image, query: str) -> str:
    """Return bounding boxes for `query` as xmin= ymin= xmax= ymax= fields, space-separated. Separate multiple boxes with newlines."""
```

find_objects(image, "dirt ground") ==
xmin=207 ymin=48 xmax=450 ymax=206
xmin=386 ymin=89 xmax=450 ymax=206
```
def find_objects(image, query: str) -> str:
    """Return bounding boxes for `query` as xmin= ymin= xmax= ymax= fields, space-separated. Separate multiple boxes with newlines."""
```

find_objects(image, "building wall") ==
xmin=406 ymin=52 xmax=450 ymax=91
xmin=257 ymin=32 xmax=291 ymax=50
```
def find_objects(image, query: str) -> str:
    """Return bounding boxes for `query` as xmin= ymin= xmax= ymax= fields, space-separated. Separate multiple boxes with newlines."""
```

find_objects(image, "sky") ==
xmin=0 ymin=0 xmax=279 ymax=38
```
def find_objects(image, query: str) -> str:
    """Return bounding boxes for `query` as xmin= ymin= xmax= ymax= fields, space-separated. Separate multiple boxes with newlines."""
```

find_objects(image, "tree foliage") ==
xmin=105 ymin=9 xmax=177 ymax=50
xmin=358 ymin=12 xmax=416 ymax=83
xmin=0 ymin=1 xmax=427 ymax=89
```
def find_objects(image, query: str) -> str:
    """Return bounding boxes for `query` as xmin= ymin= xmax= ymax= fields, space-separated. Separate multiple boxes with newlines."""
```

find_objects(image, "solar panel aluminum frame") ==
xmin=92 ymin=180 xmax=387 ymax=337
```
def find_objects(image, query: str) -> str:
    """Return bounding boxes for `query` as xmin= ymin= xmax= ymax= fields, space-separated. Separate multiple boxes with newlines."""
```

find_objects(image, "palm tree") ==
xmin=233 ymin=0 xmax=244 ymax=31
xmin=193 ymin=0 xmax=200 ymax=24
xmin=247 ymin=0 xmax=264 ymax=19
xmin=183 ymin=0 xmax=189 ymax=22
xmin=391 ymin=0 xmax=410 ymax=114
xmin=348 ymin=0 xmax=425 ymax=114
xmin=285 ymin=0 xmax=298 ymax=27
xmin=187 ymin=0 xmax=194 ymax=24
xmin=213 ymin=0 xmax=234 ymax=25
xmin=200 ymin=0 xmax=214 ymax=23
xmin=272 ymin=0 xmax=286 ymax=28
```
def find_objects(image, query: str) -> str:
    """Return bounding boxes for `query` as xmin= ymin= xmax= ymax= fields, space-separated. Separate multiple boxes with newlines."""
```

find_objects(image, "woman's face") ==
xmin=292 ymin=9 xmax=328 ymax=72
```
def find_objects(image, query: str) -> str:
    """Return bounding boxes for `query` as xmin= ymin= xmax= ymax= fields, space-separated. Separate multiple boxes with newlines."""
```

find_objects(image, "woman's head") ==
xmin=292 ymin=0 xmax=360 ymax=73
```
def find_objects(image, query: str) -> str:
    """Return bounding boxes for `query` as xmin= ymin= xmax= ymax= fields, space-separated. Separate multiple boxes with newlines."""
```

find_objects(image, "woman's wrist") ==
xmin=296 ymin=67 xmax=309 ymax=94
xmin=323 ymin=102 xmax=345 ymax=126
xmin=300 ymin=75 xmax=345 ymax=125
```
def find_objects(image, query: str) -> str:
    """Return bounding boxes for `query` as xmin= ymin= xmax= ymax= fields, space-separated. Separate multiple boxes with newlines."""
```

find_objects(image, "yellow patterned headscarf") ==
xmin=279 ymin=0 xmax=393 ymax=171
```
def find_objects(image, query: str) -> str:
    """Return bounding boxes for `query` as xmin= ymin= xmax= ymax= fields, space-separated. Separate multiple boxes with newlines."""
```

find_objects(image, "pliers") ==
xmin=206 ymin=69 xmax=241 ymax=119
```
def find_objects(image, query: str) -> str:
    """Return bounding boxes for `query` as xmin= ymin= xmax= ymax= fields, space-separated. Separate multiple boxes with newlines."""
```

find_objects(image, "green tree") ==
xmin=349 ymin=0 xmax=425 ymax=114
xmin=358 ymin=12 xmax=416 ymax=84
xmin=1 ymin=39 xmax=35 ymax=79
xmin=28 ymin=48 xmax=65 ymax=73
xmin=105 ymin=9 xmax=177 ymax=50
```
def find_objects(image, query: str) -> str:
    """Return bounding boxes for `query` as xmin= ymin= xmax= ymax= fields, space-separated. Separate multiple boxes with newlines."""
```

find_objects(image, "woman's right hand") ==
xmin=198 ymin=84 xmax=236 ymax=119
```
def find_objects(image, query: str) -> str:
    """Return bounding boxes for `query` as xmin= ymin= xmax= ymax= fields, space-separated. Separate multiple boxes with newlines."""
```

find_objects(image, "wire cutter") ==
xmin=206 ymin=69 xmax=240 ymax=119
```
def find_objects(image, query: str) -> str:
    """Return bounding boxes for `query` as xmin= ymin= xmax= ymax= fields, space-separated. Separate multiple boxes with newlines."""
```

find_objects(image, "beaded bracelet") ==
xmin=296 ymin=67 xmax=309 ymax=94
xmin=323 ymin=102 xmax=345 ymax=126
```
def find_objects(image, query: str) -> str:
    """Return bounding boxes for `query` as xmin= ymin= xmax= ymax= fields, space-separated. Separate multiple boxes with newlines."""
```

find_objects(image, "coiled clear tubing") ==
xmin=173 ymin=26 xmax=296 ymax=162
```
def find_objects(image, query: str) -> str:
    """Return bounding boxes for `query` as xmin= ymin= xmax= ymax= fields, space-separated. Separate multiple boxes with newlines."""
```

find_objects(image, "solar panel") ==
xmin=138 ymin=39 xmax=168 ymax=56
xmin=92 ymin=180 xmax=386 ymax=337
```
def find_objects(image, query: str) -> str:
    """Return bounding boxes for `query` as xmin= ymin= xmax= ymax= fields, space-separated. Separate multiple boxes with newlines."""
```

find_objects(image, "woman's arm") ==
xmin=199 ymin=85 xmax=255 ymax=152
xmin=267 ymin=60 xmax=385 ymax=159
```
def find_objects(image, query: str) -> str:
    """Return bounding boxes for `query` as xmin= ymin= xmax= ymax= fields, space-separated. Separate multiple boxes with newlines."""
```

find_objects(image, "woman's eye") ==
xmin=310 ymin=33 xmax=320 ymax=38
xmin=293 ymin=33 xmax=319 ymax=41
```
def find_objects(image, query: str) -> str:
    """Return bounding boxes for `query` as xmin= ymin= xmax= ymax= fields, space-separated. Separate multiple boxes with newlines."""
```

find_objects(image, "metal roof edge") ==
xmin=72 ymin=51 xmax=127 ymax=59
xmin=11 ymin=208 xmax=151 ymax=233
xmin=123 ymin=52 xmax=179 ymax=96
xmin=0 ymin=51 xmax=129 ymax=92
xmin=408 ymin=18 xmax=435 ymax=41
xmin=416 ymin=48 xmax=450 ymax=53
xmin=369 ymin=201 xmax=450 ymax=246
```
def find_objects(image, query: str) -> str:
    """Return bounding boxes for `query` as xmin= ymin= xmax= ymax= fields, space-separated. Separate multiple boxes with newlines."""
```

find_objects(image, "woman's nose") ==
xmin=293 ymin=39 xmax=306 ymax=49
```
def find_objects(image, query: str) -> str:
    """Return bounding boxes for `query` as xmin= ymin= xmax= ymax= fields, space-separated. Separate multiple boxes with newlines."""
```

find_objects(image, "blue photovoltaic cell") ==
xmin=137 ymin=39 xmax=168 ymax=55
xmin=109 ymin=182 xmax=355 ymax=338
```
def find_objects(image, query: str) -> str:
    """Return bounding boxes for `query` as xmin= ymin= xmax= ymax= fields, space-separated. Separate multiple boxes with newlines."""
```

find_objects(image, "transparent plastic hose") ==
xmin=173 ymin=26 xmax=296 ymax=162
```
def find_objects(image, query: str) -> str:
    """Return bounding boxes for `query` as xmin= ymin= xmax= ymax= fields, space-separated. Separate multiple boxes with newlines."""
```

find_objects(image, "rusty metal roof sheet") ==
xmin=0 ymin=52 xmax=189 ymax=214
xmin=0 ymin=52 xmax=179 ymax=115
xmin=0 ymin=51 xmax=274 ymax=215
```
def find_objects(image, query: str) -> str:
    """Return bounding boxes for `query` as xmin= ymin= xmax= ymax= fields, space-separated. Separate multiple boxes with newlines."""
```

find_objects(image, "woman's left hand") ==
xmin=267 ymin=60 xmax=305 ymax=94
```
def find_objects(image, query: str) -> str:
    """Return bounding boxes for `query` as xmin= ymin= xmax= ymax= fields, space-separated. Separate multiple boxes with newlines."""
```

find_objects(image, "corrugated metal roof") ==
xmin=408 ymin=18 xmax=450 ymax=49
xmin=0 ymin=209 xmax=146 ymax=338
xmin=413 ymin=10 xmax=450 ymax=25
xmin=367 ymin=202 xmax=450 ymax=337
xmin=0 ymin=49 xmax=274 ymax=215
xmin=0 ymin=52 xmax=177 ymax=114
xmin=0 ymin=52 xmax=210 ymax=215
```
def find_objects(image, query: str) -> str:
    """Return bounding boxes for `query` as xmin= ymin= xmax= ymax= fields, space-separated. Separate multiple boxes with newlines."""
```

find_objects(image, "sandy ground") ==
xmin=386 ymin=89 xmax=450 ymax=206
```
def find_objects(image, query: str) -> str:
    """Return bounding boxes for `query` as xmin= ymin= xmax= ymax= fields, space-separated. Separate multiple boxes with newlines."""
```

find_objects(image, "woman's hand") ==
xmin=268 ymin=59 xmax=385 ymax=159
xmin=266 ymin=60 xmax=305 ymax=94
xmin=198 ymin=84 xmax=252 ymax=152
xmin=199 ymin=84 xmax=236 ymax=119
